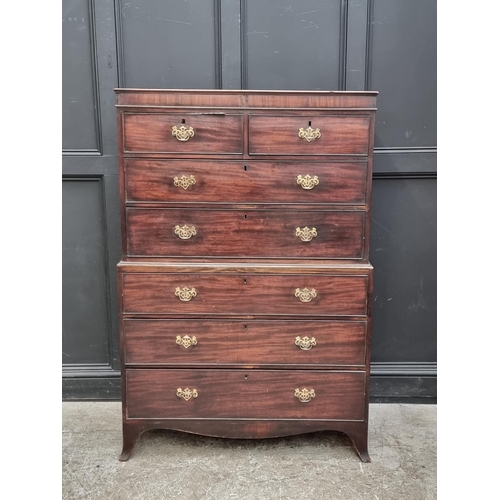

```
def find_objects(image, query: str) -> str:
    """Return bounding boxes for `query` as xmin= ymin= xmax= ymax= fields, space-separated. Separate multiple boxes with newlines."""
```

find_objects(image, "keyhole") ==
xmin=244 ymin=375 xmax=248 ymax=380
xmin=243 ymin=165 xmax=247 ymax=171
xmin=243 ymin=279 xmax=247 ymax=284
xmin=181 ymin=119 xmax=185 ymax=124
xmin=244 ymin=214 xmax=247 ymax=220
xmin=308 ymin=121 xmax=312 ymax=126
xmin=243 ymin=324 xmax=247 ymax=329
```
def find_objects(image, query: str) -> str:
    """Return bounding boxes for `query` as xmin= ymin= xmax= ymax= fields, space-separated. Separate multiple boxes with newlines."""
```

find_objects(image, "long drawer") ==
xmin=249 ymin=115 xmax=370 ymax=156
xmin=123 ymin=113 xmax=244 ymax=154
xmin=126 ymin=208 xmax=366 ymax=259
xmin=124 ymin=159 xmax=368 ymax=205
xmin=123 ymin=319 xmax=367 ymax=366
xmin=126 ymin=369 xmax=366 ymax=420
xmin=121 ymin=273 xmax=369 ymax=316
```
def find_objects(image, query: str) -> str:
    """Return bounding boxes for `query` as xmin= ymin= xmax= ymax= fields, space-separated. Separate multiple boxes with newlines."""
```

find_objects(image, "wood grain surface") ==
xmin=123 ymin=319 xmax=367 ymax=366
xmin=126 ymin=369 xmax=366 ymax=420
xmin=126 ymin=208 xmax=365 ymax=259
xmin=123 ymin=113 xmax=244 ymax=154
xmin=249 ymin=115 xmax=370 ymax=155
xmin=121 ymin=272 xmax=369 ymax=316
xmin=125 ymin=159 xmax=368 ymax=205
xmin=115 ymin=88 xmax=378 ymax=110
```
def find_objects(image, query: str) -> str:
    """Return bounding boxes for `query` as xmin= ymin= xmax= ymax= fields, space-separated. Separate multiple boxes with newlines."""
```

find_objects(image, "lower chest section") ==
xmin=120 ymin=265 xmax=372 ymax=425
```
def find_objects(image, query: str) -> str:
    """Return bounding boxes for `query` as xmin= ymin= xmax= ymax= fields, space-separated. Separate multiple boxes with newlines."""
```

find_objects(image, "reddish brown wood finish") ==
xmin=125 ymin=159 xmax=368 ymax=205
xmin=115 ymin=89 xmax=377 ymax=110
xmin=126 ymin=369 xmax=366 ymax=420
xmin=117 ymin=261 xmax=374 ymax=274
xmin=126 ymin=208 xmax=365 ymax=259
xmin=118 ymin=419 xmax=370 ymax=462
xmin=118 ymin=421 xmax=142 ymax=461
xmin=246 ymin=93 xmax=376 ymax=109
xmin=123 ymin=113 xmax=244 ymax=154
xmin=123 ymin=319 xmax=367 ymax=366
xmin=249 ymin=115 xmax=370 ymax=156
xmin=116 ymin=89 xmax=376 ymax=463
xmin=122 ymin=272 xmax=368 ymax=316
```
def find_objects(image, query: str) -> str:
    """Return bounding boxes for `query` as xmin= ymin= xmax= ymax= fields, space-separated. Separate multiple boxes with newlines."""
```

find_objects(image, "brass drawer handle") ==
xmin=295 ymin=336 xmax=317 ymax=350
xmin=297 ymin=174 xmax=319 ymax=190
xmin=294 ymin=388 xmax=315 ymax=403
xmin=175 ymin=287 xmax=197 ymax=301
xmin=295 ymin=288 xmax=317 ymax=302
xmin=177 ymin=388 xmax=198 ymax=401
xmin=298 ymin=126 xmax=321 ymax=142
xmin=174 ymin=175 xmax=196 ymax=190
xmin=175 ymin=224 xmax=197 ymax=239
xmin=172 ymin=125 xmax=195 ymax=141
xmin=295 ymin=226 xmax=317 ymax=242
xmin=176 ymin=335 xmax=197 ymax=348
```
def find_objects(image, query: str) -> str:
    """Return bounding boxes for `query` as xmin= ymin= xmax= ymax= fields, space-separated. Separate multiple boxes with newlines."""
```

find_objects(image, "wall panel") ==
xmin=62 ymin=178 xmax=110 ymax=366
xmin=368 ymin=0 xmax=437 ymax=148
xmin=370 ymin=178 xmax=437 ymax=363
xmin=117 ymin=0 xmax=220 ymax=88
xmin=62 ymin=0 xmax=100 ymax=152
xmin=244 ymin=0 xmax=344 ymax=90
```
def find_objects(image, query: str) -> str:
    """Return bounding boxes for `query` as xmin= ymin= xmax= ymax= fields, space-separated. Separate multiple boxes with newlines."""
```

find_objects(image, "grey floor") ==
xmin=62 ymin=402 xmax=436 ymax=500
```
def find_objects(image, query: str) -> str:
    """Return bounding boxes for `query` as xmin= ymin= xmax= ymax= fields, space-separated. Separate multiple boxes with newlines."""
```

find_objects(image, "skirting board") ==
xmin=62 ymin=363 xmax=436 ymax=403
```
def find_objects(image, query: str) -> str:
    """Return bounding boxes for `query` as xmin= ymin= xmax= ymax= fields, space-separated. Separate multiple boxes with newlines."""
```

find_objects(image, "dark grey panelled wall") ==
xmin=62 ymin=0 xmax=121 ymax=396
xmin=368 ymin=0 xmax=436 ymax=401
xmin=244 ymin=0 xmax=344 ymax=90
xmin=62 ymin=179 xmax=110 ymax=365
xmin=118 ymin=0 xmax=219 ymax=88
xmin=62 ymin=0 xmax=436 ymax=401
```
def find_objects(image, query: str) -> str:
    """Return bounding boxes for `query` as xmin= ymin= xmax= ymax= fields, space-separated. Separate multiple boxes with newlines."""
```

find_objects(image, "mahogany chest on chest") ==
xmin=115 ymin=89 xmax=377 ymax=462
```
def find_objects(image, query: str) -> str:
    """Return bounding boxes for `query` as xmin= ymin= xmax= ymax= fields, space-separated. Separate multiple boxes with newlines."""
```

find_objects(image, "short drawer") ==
xmin=121 ymin=273 xmax=369 ymax=316
xmin=122 ymin=113 xmax=244 ymax=154
xmin=124 ymin=319 xmax=367 ymax=366
xmin=126 ymin=369 xmax=366 ymax=420
xmin=125 ymin=159 xmax=368 ymax=205
xmin=249 ymin=115 xmax=370 ymax=156
xmin=126 ymin=208 xmax=365 ymax=259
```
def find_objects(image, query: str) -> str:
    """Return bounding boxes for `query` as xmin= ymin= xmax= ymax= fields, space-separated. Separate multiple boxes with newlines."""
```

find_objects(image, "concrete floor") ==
xmin=62 ymin=402 xmax=436 ymax=500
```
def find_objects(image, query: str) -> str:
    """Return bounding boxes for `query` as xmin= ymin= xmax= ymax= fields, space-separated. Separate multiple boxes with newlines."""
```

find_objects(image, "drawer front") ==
xmin=126 ymin=209 xmax=365 ymax=259
xmin=125 ymin=160 xmax=368 ymax=205
xmin=126 ymin=369 xmax=366 ymax=420
xmin=124 ymin=319 xmax=367 ymax=366
xmin=249 ymin=115 xmax=370 ymax=156
xmin=122 ymin=273 xmax=368 ymax=316
xmin=123 ymin=113 xmax=244 ymax=154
